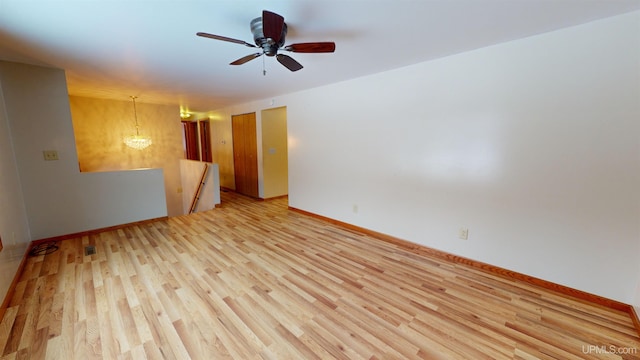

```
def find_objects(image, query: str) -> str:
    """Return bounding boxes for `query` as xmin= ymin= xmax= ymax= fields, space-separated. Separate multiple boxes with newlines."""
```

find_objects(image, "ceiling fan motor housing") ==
xmin=250 ymin=17 xmax=287 ymax=56
xmin=196 ymin=10 xmax=334 ymax=72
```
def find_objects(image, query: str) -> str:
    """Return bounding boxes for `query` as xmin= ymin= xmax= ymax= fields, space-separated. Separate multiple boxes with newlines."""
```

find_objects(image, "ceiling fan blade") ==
xmin=262 ymin=10 xmax=285 ymax=43
xmin=196 ymin=32 xmax=257 ymax=48
xmin=230 ymin=53 xmax=262 ymax=65
xmin=276 ymin=54 xmax=303 ymax=72
xmin=285 ymin=42 xmax=336 ymax=53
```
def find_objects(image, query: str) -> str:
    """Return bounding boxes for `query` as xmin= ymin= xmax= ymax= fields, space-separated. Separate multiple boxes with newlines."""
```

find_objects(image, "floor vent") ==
xmin=84 ymin=245 xmax=96 ymax=256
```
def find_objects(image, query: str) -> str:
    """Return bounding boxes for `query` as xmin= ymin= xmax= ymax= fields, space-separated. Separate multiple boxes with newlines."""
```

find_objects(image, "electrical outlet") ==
xmin=43 ymin=150 xmax=59 ymax=161
xmin=352 ymin=204 xmax=358 ymax=213
xmin=459 ymin=227 xmax=469 ymax=240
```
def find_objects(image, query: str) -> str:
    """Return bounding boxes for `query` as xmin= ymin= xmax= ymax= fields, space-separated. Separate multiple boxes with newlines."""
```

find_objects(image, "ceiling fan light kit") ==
xmin=197 ymin=10 xmax=335 ymax=72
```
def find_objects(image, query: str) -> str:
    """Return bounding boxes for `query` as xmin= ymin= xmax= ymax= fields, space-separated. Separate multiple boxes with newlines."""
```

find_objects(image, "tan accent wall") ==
xmin=69 ymin=96 xmax=184 ymax=216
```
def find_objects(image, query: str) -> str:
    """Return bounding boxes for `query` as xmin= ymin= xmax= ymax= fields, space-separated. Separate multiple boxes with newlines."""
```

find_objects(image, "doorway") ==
xmin=261 ymin=107 xmax=288 ymax=199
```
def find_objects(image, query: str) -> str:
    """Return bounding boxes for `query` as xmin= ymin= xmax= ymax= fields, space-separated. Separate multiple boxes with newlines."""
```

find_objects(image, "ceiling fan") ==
xmin=197 ymin=10 xmax=336 ymax=72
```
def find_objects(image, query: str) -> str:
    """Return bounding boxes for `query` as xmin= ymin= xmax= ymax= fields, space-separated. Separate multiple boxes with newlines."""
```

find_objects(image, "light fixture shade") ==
xmin=124 ymin=95 xmax=152 ymax=150
xmin=124 ymin=134 xmax=153 ymax=150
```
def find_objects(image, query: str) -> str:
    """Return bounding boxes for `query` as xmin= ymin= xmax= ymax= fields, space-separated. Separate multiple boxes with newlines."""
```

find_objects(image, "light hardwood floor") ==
xmin=1 ymin=191 xmax=639 ymax=359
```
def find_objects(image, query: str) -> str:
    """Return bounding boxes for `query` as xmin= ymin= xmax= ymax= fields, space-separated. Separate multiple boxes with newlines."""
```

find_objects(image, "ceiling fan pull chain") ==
xmin=263 ymin=54 xmax=267 ymax=76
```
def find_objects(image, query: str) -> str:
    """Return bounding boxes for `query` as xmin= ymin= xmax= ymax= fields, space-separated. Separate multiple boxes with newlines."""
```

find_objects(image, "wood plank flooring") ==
xmin=1 ymin=191 xmax=639 ymax=359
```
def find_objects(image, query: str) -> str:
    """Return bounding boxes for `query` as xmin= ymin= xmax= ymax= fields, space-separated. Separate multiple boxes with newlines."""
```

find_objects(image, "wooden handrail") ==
xmin=189 ymin=163 xmax=209 ymax=214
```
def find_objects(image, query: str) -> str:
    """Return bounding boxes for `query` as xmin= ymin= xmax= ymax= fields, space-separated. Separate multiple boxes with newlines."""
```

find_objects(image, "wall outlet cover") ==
xmin=43 ymin=150 xmax=59 ymax=161
xmin=459 ymin=228 xmax=469 ymax=240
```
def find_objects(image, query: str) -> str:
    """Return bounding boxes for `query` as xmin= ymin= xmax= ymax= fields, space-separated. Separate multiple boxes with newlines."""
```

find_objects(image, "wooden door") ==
xmin=182 ymin=121 xmax=199 ymax=160
xmin=232 ymin=113 xmax=258 ymax=198
xmin=199 ymin=119 xmax=212 ymax=162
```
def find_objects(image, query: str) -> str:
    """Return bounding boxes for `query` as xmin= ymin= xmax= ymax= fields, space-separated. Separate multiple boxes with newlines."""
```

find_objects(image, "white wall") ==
xmin=0 ymin=61 xmax=167 ymax=240
xmin=636 ymin=247 xmax=640 ymax=312
xmin=0 ymin=73 xmax=31 ymax=304
xmin=212 ymin=12 xmax=640 ymax=304
xmin=637 ymin=191 xmax=640 ymax=312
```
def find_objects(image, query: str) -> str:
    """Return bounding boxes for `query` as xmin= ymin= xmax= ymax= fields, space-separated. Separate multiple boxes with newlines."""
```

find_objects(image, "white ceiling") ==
xmin=1 ymin=0 xmax=639 ymax=112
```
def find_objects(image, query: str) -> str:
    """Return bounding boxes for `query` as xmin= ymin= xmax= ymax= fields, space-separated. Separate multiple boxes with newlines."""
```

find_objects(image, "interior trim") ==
xmin=3 ymin=209 xmax=638 ymax=338
xmin=288 ymin=206 xmax=640 ymax=337
xmin=29 ymin=216 xmax=168 ymax=245
xmin=631 ymin=306 xmax=640 ymax=338
xmin=0 ymin=246 xmax=31 ymax=321
xmin=0 ymin=216 xmax=167 ymax=321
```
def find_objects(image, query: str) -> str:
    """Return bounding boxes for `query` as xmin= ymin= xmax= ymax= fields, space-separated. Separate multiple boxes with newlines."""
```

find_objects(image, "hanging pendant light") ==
xmin=123 ymin=96 xmax=152 ymax=150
